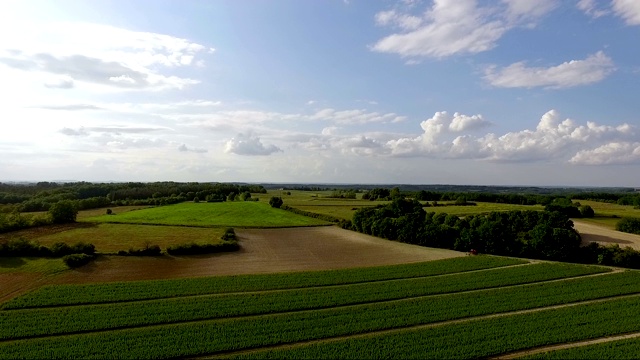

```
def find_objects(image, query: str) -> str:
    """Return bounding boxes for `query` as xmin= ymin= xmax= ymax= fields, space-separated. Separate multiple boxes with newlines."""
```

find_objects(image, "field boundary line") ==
xmin=0 ymin=273 xmax=633 ymax=344
xmin=490 ymin=331 xmax=640 ymax=359
xmin=194 ymin=292 xmax=640 ymax=360
xmin=1 ymin=261 xmax=537 ymax=311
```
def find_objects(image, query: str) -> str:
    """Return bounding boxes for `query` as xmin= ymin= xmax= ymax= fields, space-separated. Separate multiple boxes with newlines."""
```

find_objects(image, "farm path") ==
xmin=491 ymin=331 xmax=640 ymax=359
xmin=574 ymin=220 xmax=640 ymax=250
xmin=199 ymin=292 xmax=640 ymax=359
xmin=48 ymin=226 xmax=464 ymax=285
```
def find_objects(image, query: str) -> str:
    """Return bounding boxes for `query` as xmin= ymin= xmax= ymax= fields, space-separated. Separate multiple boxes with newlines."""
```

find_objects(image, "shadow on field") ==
xmin=581 ymin=233 xmax=633 ymax=246
xmin=0 ymin=257 xmax=27 ymax=269
xmin=0 ymin=222 xmax=100 ymax=242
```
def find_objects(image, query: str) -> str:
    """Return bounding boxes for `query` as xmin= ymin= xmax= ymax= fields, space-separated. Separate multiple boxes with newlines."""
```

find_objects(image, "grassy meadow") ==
xmin=83 ymin=201 xmax=330 ymax=228
xmin=28 ymin=224 xmax=227 ymax=253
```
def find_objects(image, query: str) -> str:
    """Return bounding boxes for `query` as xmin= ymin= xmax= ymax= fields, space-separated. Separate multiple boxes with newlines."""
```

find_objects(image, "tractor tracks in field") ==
xmin=1 ymin=261 xmax=537 ymax=311
xmin=195 ymin=291 xmax=640 ymax=360
xmin=490 ymin=331 xmax=640 ymax=359
xmin=0 ymin=267 xmax=623 ymax=344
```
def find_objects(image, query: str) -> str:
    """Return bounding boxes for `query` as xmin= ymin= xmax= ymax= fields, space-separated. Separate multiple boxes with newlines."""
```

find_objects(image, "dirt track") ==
xmin=574 ymin=220 xmax=640 ymax=250
xmin=35 ymin=226 xmax=464 ymax=286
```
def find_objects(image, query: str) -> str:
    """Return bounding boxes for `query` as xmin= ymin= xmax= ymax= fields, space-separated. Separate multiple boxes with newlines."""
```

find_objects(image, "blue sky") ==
xmin=1 ymin=0 xmax=639 ymax=186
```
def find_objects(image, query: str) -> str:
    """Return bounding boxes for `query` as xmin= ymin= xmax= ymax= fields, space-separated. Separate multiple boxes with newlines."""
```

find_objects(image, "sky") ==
xmin=1 ymin=0 xmax=639 ymax=186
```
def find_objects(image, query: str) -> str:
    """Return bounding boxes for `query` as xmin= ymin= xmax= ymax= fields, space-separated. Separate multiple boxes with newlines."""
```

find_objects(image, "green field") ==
xmin=83 ymin=201 xmax=330 ymax=228
xmin=0 ymin=257 xmax=67 ymax=274
xmin=27 ymin=223 xmax=226 ymax=253
xmin=2 ymin=256 xmax=640 ymax=359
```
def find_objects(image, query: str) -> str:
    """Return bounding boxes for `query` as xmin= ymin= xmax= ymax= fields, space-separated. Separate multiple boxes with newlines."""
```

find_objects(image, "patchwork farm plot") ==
xmin=2 ymin=256 xmax=640 ymax=359
xmin=82 ymin=201 xmax=330 ymax=228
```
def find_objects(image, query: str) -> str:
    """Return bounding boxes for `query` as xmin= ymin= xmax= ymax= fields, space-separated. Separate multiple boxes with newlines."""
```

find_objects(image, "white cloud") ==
xmin=380 ymin=110 xmax=638 ymax=163
xmin=0 ymin=22 xmax=208 ymax=91
xmin=576 ymin=0 xmax=610 ymax=18
xmin=570 ymin=142 xmax=640 ymax=165
xmin=371 ymin=0 xmax=555 ymax=59
xmin=612 ymin=0 xmax=640 ymax=25
xmin=178 ymin=144 xmax=208 ymax=153
xmin=310 ymin=108 xmax=406 ymax=124
xmin=484 ymin=51 xmax=615 ymax=89
xmin=35 ymin=104 xmax=102 ymax=111
xmin=224 ymin=134 xmax=282 ymax=156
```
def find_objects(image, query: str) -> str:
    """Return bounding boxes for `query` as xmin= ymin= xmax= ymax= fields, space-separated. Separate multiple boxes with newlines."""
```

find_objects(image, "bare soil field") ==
xmin=574 ymin=220 xmax=640 ymax=250
xmin=47 ymin=226 xmax=464 ymax=285
xmin=0 ymin=273 xmax=50 ymax=303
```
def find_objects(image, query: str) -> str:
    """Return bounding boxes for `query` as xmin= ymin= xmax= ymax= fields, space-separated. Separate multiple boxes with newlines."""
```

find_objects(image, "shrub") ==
xmin=124 ymin=245 xmax=162 ymax=256
xmin=221 ymin=228 xmax=236 ymax=241
xmin=269 ymin=196 xmax=283 ymax=208
xmin=579 ymin=205 xmax=595 ymax=218
xmin=106 ymin=208 xmax=113 ymax=215
xmin=63 ymin=253 xmax=95 ymax=268
xmin=616 ymin=217 xmax=640 ymax=235
xmin=166 ymin=242 xmax=239 ymax=256
xmin=50 ymin=242 xmax=73 ymax=257
xmin=71 ymin=242 xmax=96 ymax=255
xmin=49 ymin=200 xmax=78 ymax=224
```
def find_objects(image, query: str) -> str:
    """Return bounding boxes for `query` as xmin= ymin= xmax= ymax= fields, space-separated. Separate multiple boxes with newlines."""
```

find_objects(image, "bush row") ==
xmin=62 ymin=254 xmax=95 ymax=268
xmin=166 ymin=242 xmax=240 ymax=256
xmin=280 ymin=205 xmax=341 ymax=223
xmin=0 ymin=238 xmax=95 ymax=257
xmin=616 ymin=217 xmax=640 ymax=235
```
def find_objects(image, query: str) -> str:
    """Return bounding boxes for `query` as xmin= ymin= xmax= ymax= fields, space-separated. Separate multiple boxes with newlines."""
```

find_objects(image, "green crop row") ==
xmin=0 ymin=262 xmax=606 ymax=341
xmin=525 ymin=336 xmax=640 ymax=359
xmin=233 ymin=295 xmax=640 ymax=359
xmin=3 ymin=256 xmax=525 ymax=309
xmin=1 ymin=270 xmax=638 ymax=358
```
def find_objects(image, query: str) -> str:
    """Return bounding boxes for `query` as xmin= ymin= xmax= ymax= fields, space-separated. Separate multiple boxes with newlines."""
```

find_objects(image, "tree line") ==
xmin=0 ymin=182 xmax=267 ymax=213
xmin=348 ymin=198 xmax=640 ymax=269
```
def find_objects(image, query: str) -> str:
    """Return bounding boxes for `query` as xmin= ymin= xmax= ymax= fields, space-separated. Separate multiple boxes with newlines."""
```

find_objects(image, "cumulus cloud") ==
xmin=484 ymin=51 xmax=615 ymax=89
xmin=371 ymin=0 xmax=556 ymax=59
xmin=570 ymin=142 xmax=640 ymax=165
xmin=379 ymin=110 xmax=638 ymax=163
xmin=0 ymin=22 xmax=208 ymax=91
xmin=224 ymin=134 xmax=282 ymax=156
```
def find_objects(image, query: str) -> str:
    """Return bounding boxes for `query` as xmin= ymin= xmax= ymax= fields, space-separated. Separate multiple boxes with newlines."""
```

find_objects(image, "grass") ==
xmin=0 ymin=257 xmax=67 ymax=274
xmin=82 ymin=202 xmax=330 ymax=228
xmin=27 ymin=223 xmax=226 ymax=253
xmin=572 ymin=200 xmax=640 ymax=229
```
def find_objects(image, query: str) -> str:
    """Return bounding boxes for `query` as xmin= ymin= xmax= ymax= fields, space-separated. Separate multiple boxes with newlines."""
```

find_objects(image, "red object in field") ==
xmin=470 ymin=249 xmax=478 ymax=255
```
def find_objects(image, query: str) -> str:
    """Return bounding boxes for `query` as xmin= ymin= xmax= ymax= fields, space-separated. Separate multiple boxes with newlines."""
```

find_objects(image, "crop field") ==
xmin=83 ymin=201 xmax=330 ymax=227
xmin=2 ymin=255 xmax=640 ymax=359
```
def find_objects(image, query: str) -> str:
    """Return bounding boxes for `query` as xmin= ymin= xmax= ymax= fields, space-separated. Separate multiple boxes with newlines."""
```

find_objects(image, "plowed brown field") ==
xmin=574 ymin=220 xmax=640 ymax=250
xmin=52 ymin=226 xmax=464 ymax=285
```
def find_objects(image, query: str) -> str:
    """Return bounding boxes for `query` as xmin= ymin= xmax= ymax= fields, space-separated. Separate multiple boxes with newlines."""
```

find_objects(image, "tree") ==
xmin=48 ymin=200 xmax=78 ymax=224
xmin=579 ymin=205 xmax=595 ymax=218
xmin=269 ymin=196 xmax=283 ymax=208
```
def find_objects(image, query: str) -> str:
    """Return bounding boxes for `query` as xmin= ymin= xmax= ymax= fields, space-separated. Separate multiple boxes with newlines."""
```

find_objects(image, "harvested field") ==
xmin=574 ymin=220 xmax=640 ymax=250
xmin=51 ymin=226 xmax=464 ymax=285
